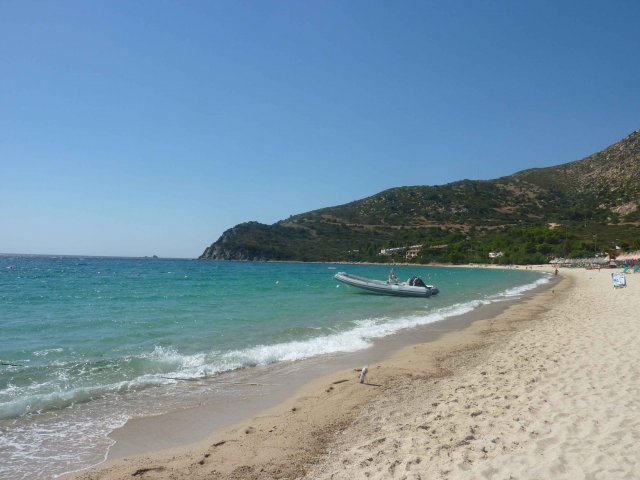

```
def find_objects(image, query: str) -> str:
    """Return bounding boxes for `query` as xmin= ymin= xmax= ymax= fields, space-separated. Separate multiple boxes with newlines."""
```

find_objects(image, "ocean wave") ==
xmin=494 ymin=275 xmax=551 ymax=298
xmin=0 ymin=374 xmax=172 ymax=420
xmin=32 ymin=348 xmax=64 ymax=357
xmin=191 ymin=299 xmax=493 ymax=373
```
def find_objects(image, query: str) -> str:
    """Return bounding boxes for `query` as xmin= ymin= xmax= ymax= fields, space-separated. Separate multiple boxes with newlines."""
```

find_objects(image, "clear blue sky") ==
xmin=1 ymin=1 xmax=638 ymax=258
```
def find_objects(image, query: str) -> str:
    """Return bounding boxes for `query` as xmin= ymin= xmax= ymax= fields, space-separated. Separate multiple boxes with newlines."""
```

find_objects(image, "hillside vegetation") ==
xmin=200 ymin=130 xmax=640 ymax=265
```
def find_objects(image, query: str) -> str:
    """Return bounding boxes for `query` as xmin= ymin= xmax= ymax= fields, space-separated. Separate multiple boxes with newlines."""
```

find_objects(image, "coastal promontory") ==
xmin=200 ymin=130 xmax=640 ymax=264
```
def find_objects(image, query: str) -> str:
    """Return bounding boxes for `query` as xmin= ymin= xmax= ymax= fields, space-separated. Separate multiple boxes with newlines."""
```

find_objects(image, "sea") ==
xmin=0 ymin=255 xmax=550 ymax=479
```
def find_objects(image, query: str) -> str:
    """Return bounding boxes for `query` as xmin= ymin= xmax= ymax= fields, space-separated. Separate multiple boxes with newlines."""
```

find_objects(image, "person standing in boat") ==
xmin=388 ymin=269 xmax=398 ymax=284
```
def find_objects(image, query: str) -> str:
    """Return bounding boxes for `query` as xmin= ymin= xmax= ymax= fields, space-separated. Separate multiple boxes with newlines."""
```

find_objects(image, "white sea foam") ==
xmin=0 ymin=378 xmax=152 ymax=420
xmin=494 ymin=275 xmax=551 ymax=298
xmin=0 ymin=403 xmax=127 ymax=480
xmin=195 ymin=299 xmax=490 ymax=373
xmin=32 ymin=348 xmax=64 ymax=357
xmin=145 ymin=345 xmax=208 ymax=369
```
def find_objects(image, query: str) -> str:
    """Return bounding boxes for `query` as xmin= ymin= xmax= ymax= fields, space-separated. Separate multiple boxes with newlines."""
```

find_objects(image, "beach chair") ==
xmin=623 ymin=266 xmax=631 ymax=273
xmin=634 ymin=265 xmax=640 ymax=273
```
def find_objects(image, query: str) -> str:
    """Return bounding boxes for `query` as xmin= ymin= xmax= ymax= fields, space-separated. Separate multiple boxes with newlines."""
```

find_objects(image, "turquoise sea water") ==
xmin=0 ymin=256 xmax=549 ymax=478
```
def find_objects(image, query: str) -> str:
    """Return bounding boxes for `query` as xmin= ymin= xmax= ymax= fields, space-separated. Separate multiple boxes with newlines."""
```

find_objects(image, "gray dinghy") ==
xmin=334 ymin=272 xmax=439 ymax=297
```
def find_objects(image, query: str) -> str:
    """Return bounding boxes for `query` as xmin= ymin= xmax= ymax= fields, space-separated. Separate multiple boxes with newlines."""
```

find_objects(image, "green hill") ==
xmin=200 ymin=130 xmax=640 ymax=264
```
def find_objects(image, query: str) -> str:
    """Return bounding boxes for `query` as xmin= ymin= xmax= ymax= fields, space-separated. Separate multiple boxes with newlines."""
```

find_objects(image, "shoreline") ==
xmin=103 ymin=268 xmax=554 ymax=461
xmin=304 ymin=266 xmax=640 ymax=479
xmin=66 ymin=266 xmax=560 ymax=479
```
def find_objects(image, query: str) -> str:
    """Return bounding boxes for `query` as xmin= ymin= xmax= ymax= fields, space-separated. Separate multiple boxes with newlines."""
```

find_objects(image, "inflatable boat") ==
xmin=334 ymin=272 xmax=439 ymax=297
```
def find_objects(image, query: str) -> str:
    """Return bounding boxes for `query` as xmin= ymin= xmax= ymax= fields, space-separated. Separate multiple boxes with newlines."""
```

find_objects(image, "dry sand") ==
xmin=68 ymin=267 xmax=640 ymax=479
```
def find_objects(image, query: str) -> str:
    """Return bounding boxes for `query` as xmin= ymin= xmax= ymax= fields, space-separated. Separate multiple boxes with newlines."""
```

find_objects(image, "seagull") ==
xmin=359 ymin=365 xmax=369 ymax=384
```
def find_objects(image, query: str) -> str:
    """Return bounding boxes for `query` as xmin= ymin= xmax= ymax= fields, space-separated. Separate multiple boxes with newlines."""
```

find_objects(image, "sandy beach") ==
xmin=67 ymin=266 xmax=639 ymax=479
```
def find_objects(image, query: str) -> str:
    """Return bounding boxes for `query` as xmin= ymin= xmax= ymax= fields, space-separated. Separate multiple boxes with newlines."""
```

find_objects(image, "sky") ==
xmin=1 ymin=0 xmax=639 ymax=258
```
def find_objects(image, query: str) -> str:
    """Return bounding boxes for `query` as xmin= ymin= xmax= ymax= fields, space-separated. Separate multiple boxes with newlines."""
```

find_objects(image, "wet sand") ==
xmin=66 ymin=266 xmax=640 ymax=479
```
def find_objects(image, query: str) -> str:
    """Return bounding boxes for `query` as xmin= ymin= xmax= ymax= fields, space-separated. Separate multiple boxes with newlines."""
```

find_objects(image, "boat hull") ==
xmin=334 ymin=272 xmax=439 ymax=297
